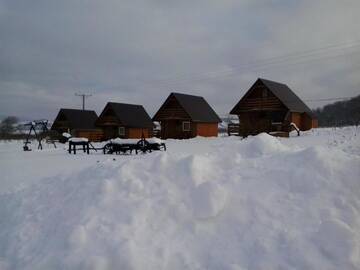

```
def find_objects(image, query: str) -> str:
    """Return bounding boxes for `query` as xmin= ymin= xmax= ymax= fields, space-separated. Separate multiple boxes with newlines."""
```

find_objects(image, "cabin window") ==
xmin=182 ymin=121 xmax=191 ymax=131
xmin=118 ymin=127 xmax=125 ymax=136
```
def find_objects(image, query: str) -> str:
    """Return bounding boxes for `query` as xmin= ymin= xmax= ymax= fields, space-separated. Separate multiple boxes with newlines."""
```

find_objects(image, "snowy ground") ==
xmin=0 ymin=127 xmax=360 ymax=270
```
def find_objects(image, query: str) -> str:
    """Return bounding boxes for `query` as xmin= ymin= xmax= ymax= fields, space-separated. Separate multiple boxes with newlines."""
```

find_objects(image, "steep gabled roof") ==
xmin=153 ymin=92 xmax=221 ymax=123
xmin=102 ymin=102 xmax=153 ymax=128
xmin=230 ymin=78 xmax=314 ymax=116
xmin=259 ymin=78 xmax=313 ymax=114
xmin=52 ymin=108 xmax=98 ymax=130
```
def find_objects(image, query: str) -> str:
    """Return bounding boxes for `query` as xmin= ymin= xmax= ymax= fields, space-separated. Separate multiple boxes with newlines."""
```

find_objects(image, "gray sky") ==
xmin=1 ymin=0 xmax=360 ymax=120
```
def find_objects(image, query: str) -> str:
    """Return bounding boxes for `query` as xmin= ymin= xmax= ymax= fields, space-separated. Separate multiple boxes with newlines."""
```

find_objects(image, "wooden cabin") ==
xmin=230 ymin=78 xmax=318 ymax=137
xmin=153 ymin=92 xmax=221 ymax=139
xmin=96 ymin=102 xmax=154 ymax=140
xmin=51 ymin=108 xmax=103 ymax=141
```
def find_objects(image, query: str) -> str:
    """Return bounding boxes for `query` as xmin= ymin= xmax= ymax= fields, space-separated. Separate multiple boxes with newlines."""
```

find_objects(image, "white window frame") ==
xmin=182 ymin=121 xmax=191 ymax=132
xmin=118 ymin=126 xmax=125 ymax=136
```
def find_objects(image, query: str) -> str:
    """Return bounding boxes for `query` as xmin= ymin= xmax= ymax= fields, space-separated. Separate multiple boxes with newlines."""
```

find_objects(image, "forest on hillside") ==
xmin=313 ymin=94 xmax=360 ymax=127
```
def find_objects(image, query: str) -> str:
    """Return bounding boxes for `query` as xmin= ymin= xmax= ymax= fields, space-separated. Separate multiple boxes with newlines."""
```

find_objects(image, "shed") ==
xmin=153 ymin=92 xmax=221 ymax=139
xmin=51 ymin=108 xmax=103 ymax=141
xmin=96 ymin=102 xmax=154 ymax=140
xmin=230 ymin=78 xmax=318 ymax=136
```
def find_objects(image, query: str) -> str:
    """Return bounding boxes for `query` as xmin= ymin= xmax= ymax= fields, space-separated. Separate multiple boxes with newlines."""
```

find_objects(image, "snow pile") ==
xmin=62 ymin=132 xmax=71 ymax=138
xmin=109 ymin=138 xmax=139 ymax=144
xmin=238 ymin=132 xmax=290 ymax=157
xmin=147 ymin=137 xmax=164 ymax=144
xmin=1 ymin=133 xmax=360 ymax=269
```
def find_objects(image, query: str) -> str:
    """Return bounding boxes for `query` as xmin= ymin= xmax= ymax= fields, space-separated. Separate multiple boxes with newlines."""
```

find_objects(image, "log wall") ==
xmin=153 ymin=96 xmax=190 ymax=121
xmin=76 ymin=130 xmax=104 ymax=142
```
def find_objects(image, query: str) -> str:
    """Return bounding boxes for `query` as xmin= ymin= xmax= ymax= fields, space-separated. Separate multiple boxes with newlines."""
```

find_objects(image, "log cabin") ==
xmin=153 ymin=92 xmax=221 ymax=139
xmin=230 ymin=78 xmax=318 ymax=137
xmin=96 ymin=102 xmax=154 ymax=140
xmin=51 ymin=108 xmax=103 ymax=141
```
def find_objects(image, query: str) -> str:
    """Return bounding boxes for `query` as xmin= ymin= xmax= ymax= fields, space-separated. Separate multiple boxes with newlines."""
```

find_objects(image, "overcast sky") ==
xmin=1 ymin=0 xmax=359 ymax=120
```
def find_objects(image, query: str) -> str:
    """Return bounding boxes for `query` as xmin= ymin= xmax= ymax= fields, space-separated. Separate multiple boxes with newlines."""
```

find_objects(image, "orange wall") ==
xmin=312 ymin=119 xmax=319 ymax=128
xmin=76 ymin=130 xmax=104 ymax=142
xmin=291 ymin=112 xmax=302 ymax=128
xmin=291 ymin=112 xmax=318 ymax=131
xmin=196 ymin=123 xmax=218 ymax=137
xmin=128 ymin=128 xmax=150 ymax=138
xmin=300 ymin=113 xmax=318 ymax=131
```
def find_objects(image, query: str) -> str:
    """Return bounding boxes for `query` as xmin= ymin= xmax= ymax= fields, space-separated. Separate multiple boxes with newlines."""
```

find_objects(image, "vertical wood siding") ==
xmin=196 ymin=123 xmax=218 ymax=137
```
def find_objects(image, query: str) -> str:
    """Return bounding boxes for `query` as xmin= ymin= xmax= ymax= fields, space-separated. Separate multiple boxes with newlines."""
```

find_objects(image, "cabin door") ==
xmin=104 ymin=126 xmax=117 ymax=139
xmin=161 ymin=120 xmax=183 ymax=139
xmin=249 ymin=112 xmax=271 ymax=134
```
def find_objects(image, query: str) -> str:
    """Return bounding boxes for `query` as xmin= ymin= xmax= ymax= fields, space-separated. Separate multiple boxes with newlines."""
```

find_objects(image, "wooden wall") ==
xmin=312 ymin=118 xmax=319 ymax=129
xmin=238 ymin=112 xmax=273 ymax=136
xmin=160 ymin=120 xmax=192 ymax=139
xmin=153 ymin=96 xmax=190 ymax=121
xmin=102 ymin=126 xmax=117 ymax=140
xmin=300 ymin=113 xmax=318 ymax=131
xmin=76 ymin=130 xmax=104 ymax=142
xmin=97 ymin=109 xmax=152 ymax=139
xmin=101 ymin=127 xmax=151 ymax=140
xmin=196 ymin=123 xmax=218 ymax=137
xmin=232 ymin=83 xmax=287 ymax=114
xmin=291 ymin=112 xmax=302 ymax=128
xmin=290 ymin=112 xmax=317 ymax=131
xmin=128 ymin=128 xmax=150 ymax=139
xmin=159 ymin=120 xmax=218 ymax=139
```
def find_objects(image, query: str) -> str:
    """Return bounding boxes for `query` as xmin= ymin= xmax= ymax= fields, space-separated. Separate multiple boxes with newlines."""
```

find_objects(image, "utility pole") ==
xmin=75 ymin=93 xmax=92 ymax=110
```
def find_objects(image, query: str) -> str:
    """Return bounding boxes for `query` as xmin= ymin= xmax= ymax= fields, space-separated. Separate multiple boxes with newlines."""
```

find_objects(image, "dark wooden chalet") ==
xmin=51 ymin=108 xmax=103 ymax=141
xmin=96 ymin=102 xmax=154 ymax=140
xmin=153 ymin=92 xmax=221 ymax=139
xmin=230 ymin=78 xmax=318 ymax=137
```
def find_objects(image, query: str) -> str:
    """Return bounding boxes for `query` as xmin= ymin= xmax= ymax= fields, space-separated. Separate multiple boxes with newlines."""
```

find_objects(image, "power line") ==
xmin=75 ymin=93 xmax=92 ymax=110
xmin=160 ymin=50 xmax=360 ymax=87
xmin=303 ymin=96 xmax=357 ymax=102
xmin=149 ymin=40 xmax=360 ymax=87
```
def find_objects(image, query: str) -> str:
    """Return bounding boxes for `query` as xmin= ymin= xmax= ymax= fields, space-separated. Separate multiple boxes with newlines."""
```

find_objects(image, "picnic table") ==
xmin=68 ymin=138 xmax=91 ymax=154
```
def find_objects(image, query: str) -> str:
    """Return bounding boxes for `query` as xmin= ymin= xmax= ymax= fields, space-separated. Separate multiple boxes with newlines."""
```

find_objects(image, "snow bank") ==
xmin=238 ymin=133 xmax=290 ymax=157
xmin=1 ymin=132 xmax=360 ymax=270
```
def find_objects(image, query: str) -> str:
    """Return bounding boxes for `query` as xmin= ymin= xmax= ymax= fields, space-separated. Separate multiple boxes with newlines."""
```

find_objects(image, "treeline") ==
xmin=0 ymin=116 xmax=20 ymax=139
xmin=313 ymin=95 xmax=360 ymax=127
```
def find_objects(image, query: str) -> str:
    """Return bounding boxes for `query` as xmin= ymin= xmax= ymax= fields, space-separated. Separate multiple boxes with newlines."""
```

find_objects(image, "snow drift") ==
xmin=1 ymin=132 xmax=360 ymax=270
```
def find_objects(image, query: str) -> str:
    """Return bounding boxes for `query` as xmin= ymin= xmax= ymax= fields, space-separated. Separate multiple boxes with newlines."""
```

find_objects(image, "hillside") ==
xmin=314 ymin=95 xmax=360 ymax=127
